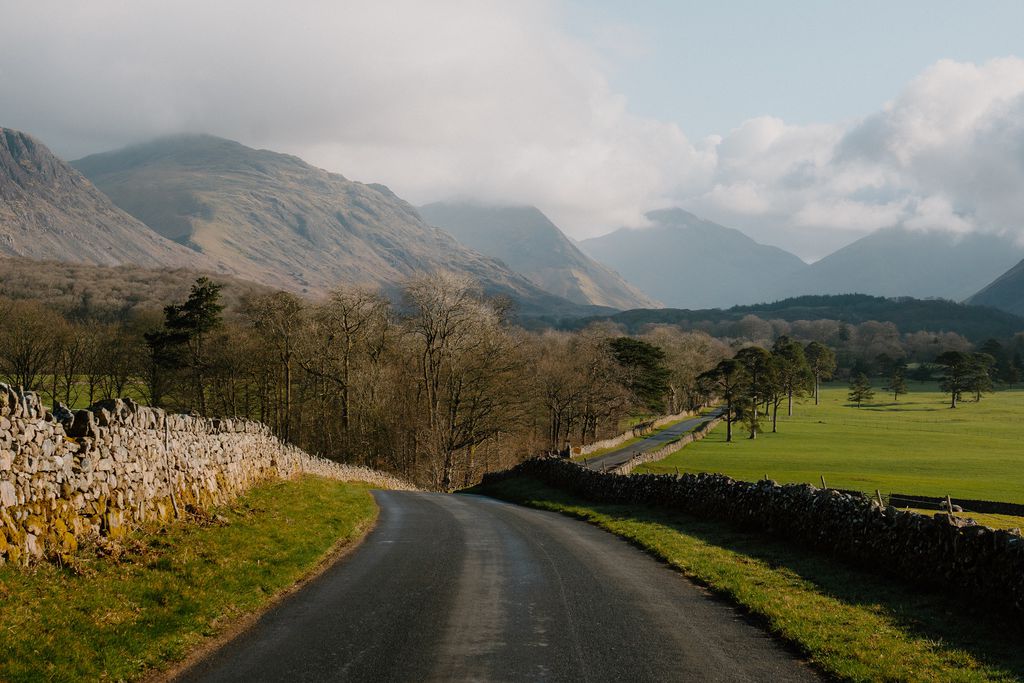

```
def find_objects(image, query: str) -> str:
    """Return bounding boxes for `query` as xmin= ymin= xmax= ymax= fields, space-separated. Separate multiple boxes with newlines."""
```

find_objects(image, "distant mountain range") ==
xmin=771 ymin=227 xmax=1024 ymax=302
xmin=578 ymin=209 xmax=806 ymax=309
xmin=0 ymin=127 xmax=213 ymax=270
xmin=4 ymin=124 xmax=1024 ymax=323
xmin=578 ymin=208 xmax=1024 ymax=309
xmin=967 ymin=257 xmax=1024 ymax=316
xmin=418 ymin=202 xmax=658 ymax=310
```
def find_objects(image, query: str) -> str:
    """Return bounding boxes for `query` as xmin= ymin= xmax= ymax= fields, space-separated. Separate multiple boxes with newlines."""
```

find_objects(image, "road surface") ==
xmin=582 ymin=409 xmax=723 ymax=472
xmin=178 ymin=490 xmax=815 ymax=682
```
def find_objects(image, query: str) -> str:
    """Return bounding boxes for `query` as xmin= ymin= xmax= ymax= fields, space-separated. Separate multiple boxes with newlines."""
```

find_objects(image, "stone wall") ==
xmin=574 ymin=410 xmax=696 ymax=457
xmin=0 ymin=384 xmax=414 ymax=564
xmin=611 ymin=416 xmax=722 ymax=474
xmin=487 ymin=458 xmax=1024 ymax=614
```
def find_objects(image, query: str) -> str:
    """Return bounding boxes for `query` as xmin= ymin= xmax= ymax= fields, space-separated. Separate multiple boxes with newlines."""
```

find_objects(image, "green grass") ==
xmin=478 ymin=476 xmax=1024 ymax=682
xmin=0 ymin=475 xmax=377 ymax=682
xmin=636 ymin=383 xmax=1024 ymax=503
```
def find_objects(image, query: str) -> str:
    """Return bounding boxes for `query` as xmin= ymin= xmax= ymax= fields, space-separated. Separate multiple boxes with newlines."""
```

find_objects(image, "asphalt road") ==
xmin=178 ymin=490 xmax=815 ymax=682
xmin=582 ymin=409 xmax=723 ymax=472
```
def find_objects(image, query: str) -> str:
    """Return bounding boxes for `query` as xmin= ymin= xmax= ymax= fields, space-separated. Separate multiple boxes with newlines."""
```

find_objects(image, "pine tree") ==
xmin=883 ymin=368 xmax=908 ymax=401
xmin=847 ymin=372 xmax=874 ymax=407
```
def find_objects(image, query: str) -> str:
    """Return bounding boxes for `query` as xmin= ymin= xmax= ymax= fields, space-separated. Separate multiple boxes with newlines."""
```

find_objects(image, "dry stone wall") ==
xmin=611 ymin=416 xmax=723 ymax=475
xmin=574 ymin=410 xmax=696 ymax=457
xmin=0 ymin=384 xmax=413 ymax=564
xmin=488 ymin=458 xmax=1024 ymax=615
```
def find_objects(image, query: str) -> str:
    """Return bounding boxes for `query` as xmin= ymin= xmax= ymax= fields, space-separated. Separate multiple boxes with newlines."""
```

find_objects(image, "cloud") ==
xmin=1 ymin=2 xmax=1024 ymax=260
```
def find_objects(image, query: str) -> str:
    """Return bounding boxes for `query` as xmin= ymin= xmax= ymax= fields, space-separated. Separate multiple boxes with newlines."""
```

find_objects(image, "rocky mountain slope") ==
xmin=0 ymin=128 xmax=215 ymax=270
xmin=418 ymin=202 xmax=659 ymax=309
xmin=967 ymin=258 xmax=1024 ymax=316
xmin=73 ymin=135 xmax=598 ymax=316
xmin=579 ymin=208 xmax=807 ymax=309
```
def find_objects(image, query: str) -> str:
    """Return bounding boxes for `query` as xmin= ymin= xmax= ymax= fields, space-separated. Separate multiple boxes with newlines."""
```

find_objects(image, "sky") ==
xmin=2 ymin=0 xmax=1024 ymax=261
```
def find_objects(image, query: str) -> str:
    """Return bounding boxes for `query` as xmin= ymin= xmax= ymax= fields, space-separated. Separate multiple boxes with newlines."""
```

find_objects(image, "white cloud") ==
xmin=1 ymin=2 xmax=1024 ymax=260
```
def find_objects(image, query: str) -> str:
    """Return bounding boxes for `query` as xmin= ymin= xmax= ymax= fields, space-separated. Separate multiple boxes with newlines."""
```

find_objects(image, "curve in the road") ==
xmin=177 ymin=489 xmax=815 ymax=682
xmin=582 ymin=409 xmax=723 ymax=472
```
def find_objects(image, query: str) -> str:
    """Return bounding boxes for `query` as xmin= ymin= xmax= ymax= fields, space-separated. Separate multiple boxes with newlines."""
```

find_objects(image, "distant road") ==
xmin=582 ymin=409 xmax=724 ymax=472
xmin=179 ymin=490 xmax=815 ymax=682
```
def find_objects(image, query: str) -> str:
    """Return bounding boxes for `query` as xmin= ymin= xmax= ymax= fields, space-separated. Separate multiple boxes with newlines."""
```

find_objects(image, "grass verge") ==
xmin=476 ymin=475 xmax=1024 ymax=682
xmin=0 ymin=475 xmax=377 ymax=682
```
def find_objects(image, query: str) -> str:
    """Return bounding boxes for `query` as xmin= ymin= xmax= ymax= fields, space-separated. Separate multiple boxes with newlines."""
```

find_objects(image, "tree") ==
xmin=697 ymin=358 xmax=746 ymax=443
xmin=0 ymin=300 xmax=64 ymax=392
xmin=804 ymin=341 xmax=836 ymax=405
xmin=966 ymin=352 xmax=995 ymax=402
xmin=609 ymin=337 xmax=671 ymax=413
xmin=847 ymin=373 xmax=874 ymax=407
xmin=735 ymin=346 xmax=773 ymax=439
xmin=247 ymin=291 xmax=306 ymax=441
xmin=935 ymin=351 xmax=972 ymax=408
xmin=771 ymin=336 xmax=812 ymax=417
xmin=145 ymin=277 xmax=224 ymax=412
xmin=909 ymin=363 xmax=933 ymax=384
xmin=402 ymin=273 xmax=525 ymax=491
xmin=883 ymin=367 xmax=908 ymax=401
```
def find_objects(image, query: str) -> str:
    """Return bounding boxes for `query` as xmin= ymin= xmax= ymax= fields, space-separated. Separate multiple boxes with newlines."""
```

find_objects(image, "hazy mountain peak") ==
xmin=418 ymin=201 xmax=660 ymax=310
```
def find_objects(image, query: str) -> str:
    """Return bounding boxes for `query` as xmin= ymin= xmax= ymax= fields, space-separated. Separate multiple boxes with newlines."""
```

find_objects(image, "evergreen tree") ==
xmin=935 ymin=350 xmax=971 ymax=408
xmin=771 ymin=336 xmax=812 ymax=417
xmin=804 ymin=341 xmax=837 ymax=406
xmin=609 ymin=337 xmax=671 ymax=413
xmin=847 ymin=373 xmax=874 ymax=407
xmin=883 ymin=367 xmax=908 ymax=401
xmin=698 ymin=358 xmax=747 ymax=443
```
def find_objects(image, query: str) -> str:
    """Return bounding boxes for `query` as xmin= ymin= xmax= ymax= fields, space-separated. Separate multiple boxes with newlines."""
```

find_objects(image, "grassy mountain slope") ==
xmin=419 ymin=202 xmax=659 ymax=309
xmin=578 ymin=208 xmax=807 ymax=309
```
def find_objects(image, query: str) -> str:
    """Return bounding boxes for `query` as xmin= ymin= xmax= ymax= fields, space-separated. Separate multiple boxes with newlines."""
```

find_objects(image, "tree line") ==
xmin=0 ymin=275 xmax=729 ymax=490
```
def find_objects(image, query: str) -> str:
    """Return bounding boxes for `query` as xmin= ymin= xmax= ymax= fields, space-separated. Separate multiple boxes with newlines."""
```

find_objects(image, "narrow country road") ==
xmin=582 ymin=409 xmax=723 ymax=472
xmin=177 ymin=490 xmax=816 ymax=682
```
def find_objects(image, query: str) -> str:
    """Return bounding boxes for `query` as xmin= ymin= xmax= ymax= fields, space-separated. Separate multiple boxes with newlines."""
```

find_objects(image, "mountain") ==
xmin=568 ymin=294 xmax=1024 ymax=342
xmin=578 ymin=208 xmax=807 ymax=309
xmin=775 ymin=227 xmax=1024 ymax=302
xmin=418 ymin=202 xmax=659 ymax=310
xmin=967 ymin=258 xmax=1024 ymax=316
xmin=0 ymin=128 xmax=214 ymax=270
xmin=73 ymin=134 xmax=600 ymax=316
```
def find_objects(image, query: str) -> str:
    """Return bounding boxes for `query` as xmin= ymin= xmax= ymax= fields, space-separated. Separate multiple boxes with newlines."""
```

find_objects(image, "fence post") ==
xmin=876 ymin=489 xmax=884 ymax=507
xmin=820 ymin=475 xmax=827 ymax=490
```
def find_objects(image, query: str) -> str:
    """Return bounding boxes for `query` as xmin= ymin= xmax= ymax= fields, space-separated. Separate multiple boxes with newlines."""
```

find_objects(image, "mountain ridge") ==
xmin=418 ymin=201 xmax=660 ymax=310
xmin=72 ymin=134 xmax=604 ymax=317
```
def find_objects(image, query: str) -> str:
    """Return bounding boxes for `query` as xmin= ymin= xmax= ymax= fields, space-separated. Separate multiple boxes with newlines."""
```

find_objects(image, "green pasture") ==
xmin=636 ymin=383 xmax=1024 ymax=504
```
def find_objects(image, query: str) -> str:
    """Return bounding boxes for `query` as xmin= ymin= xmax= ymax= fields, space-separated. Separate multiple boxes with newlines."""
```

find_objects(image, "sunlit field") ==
xmin=637 ymin=382 xmax=1024 ymax=504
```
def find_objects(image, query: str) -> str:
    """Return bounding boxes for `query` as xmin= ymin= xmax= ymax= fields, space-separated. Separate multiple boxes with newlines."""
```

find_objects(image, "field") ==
xmin=636 ymin=383 xmax=1024 ymax=505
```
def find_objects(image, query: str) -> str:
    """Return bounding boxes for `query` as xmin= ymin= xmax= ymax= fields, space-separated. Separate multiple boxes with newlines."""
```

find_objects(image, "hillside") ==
xmin=0 ymin=256 xmax=273 ymax=320
xmin=0 ymin=128 xmax=216 ymax=270
xmin=578 ymin=208 xmax=807 ymax=309
xmin=73 ymin=135 xmax=601 ymax=317
xmin=418 ymin=202 xmax=659 ymax=309
xmin=569 ymin=294 xmax=1024 ymax=341
xmin=967 ymin=258 xmax=1024 ymax=316
xmin=775 ymin=227 xmax=1024 ymax=301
